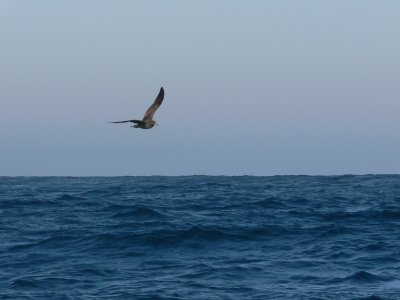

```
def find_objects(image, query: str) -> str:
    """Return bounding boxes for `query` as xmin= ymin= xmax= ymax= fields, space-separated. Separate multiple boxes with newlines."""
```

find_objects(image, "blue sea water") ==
xmin=1 ymin=175 xmax=400 ymax=299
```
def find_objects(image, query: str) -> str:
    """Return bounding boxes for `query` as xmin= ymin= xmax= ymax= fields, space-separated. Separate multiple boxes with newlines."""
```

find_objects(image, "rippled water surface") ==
xmin=1 ymin=175 xmax=400 ymax=299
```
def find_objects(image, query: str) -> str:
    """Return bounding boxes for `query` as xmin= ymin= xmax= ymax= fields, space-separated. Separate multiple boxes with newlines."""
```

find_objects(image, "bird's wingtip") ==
xmin=159 ymin=86 xmax=165 ymax=98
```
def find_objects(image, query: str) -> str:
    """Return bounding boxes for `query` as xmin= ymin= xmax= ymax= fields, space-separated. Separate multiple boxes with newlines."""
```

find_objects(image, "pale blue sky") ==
xmin=1 ymin=0 xmax=399 ymax=175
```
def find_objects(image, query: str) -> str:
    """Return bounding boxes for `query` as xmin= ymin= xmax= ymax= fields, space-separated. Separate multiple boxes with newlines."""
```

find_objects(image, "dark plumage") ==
xmin=110 ymin=87 xmax=164 ymax=129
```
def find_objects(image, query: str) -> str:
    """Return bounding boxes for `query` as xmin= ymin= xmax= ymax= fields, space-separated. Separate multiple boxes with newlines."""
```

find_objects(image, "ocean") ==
xmin=1 ymin=175 xmax=399 ymax=299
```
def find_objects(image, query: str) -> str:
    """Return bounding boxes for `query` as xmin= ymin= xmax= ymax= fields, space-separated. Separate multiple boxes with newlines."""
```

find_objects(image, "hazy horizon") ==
xmin=1 ymin=1 xmax=399 ymax=176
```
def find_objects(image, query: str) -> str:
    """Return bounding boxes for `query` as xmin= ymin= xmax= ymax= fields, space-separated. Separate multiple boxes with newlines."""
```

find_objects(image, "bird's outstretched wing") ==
xmin=142 ymin=87 xmax=164 ymax=121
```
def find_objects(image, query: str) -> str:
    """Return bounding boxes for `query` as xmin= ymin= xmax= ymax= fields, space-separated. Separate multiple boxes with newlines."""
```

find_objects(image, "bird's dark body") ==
xmin=110 ymin=87 xmax=164 ymax=130
xmin=131 ymin=120 xmax=156 ymax=129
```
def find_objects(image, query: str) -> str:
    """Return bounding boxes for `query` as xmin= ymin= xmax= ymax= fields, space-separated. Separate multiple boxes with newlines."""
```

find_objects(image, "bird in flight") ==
xmin=110 ymin=87 xmax=164 ymax=129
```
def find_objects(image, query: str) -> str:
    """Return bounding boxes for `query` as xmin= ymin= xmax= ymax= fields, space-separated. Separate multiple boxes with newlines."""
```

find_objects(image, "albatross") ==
xmin=110 ymin=87 xmax=164 ymax=129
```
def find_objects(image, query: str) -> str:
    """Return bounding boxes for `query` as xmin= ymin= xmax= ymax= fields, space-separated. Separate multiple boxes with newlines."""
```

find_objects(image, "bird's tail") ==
xmin=109 ymin=119 xmax=142 ymax=124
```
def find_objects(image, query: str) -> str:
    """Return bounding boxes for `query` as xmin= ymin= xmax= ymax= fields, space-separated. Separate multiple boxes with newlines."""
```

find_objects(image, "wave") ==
xmin=9 ymin=235 xmax=78 ymax=251
xmin=11 ymin=276 xmax=79 ymax=289
xmin=113 ymin=225 xmax=288 ymax=246
xmin=331 ymin=271 xmax=388 ymax=284
xmin=111 ymin=206 xmax=166 ymax=219
xmin=248 ymin=197 xmax=289 ymax=209
xmin=57 ymin=194 xmax=88 ymax=201
xmin=322 ymin=209 xmax=400 ymax=221
xmin=355 ymin=296 xmax=384 ymax=300
xmin=69 ymin=264 xmax=116 ymax=277
xmin=8 ymin=224 xmax=292 ymax=252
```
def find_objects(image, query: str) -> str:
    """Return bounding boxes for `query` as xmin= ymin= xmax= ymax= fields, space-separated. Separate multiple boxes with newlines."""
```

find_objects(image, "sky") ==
xmin=1 ymin=0 xmax=399 ymax=176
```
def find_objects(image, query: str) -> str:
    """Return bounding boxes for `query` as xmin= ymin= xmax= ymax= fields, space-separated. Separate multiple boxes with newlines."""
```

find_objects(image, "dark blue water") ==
xmin=1 ymin=176 xmax=400 ymax=299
